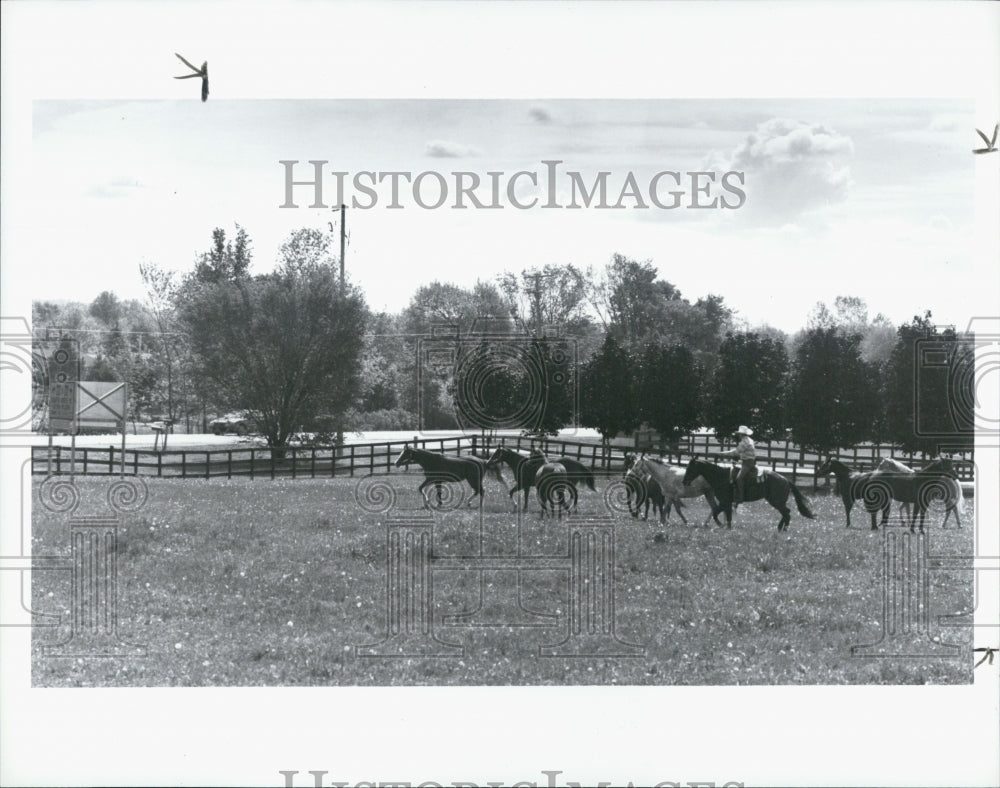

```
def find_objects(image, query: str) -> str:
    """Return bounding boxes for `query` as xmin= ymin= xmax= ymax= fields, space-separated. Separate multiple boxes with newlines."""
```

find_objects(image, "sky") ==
xmin=27 ymin=97 xmax=981 ymax=333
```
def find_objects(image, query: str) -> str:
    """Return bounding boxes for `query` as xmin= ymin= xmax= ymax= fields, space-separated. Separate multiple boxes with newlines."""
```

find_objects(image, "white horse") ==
xmin=628 ymin=454 xmax=722 ymax=526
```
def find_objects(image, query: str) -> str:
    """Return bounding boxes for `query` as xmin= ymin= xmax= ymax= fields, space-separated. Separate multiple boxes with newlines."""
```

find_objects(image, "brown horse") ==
xmin=683 ymin=458 xmax=814 ymax=531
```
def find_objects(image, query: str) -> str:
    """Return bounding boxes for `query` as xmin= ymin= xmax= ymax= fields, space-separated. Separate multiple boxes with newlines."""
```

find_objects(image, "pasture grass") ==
xmin=31 ymin=473 xmax=974 ymax=686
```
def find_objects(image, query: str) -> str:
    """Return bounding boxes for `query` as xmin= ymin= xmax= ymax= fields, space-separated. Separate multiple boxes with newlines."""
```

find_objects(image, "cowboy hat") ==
xmin=736 ymin=425 xmax=753 ymax=436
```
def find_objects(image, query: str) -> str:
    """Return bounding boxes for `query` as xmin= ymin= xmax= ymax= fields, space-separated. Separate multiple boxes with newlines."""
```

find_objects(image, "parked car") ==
xmin=209 ymin=412 xmax=254 ymax=435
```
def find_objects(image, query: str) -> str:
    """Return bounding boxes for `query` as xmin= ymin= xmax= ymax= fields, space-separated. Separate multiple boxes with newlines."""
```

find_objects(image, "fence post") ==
xmin=291 ymin=448 xmax=297 ymax=480
xmin=350 ymin=445 xmax=356 ymax=477
xmin=270 ymin=449 xmax=275 ymax=480
xmin=311 ymin=447 xmax=316 ymax=478
xmin=133 ymin=451 xmax=138 ymax=476
xmin=250 ymin=449 xmax=255 ymax=480
xmin=228 ymin=450 xmax=233 ymax=479
xmin=205 ymin=451 xmax=210 ymax=479
xmin=108 ymin=446 xmax=114 ymax=474
xmin=157 ymin=451 xmax=162 ymax=478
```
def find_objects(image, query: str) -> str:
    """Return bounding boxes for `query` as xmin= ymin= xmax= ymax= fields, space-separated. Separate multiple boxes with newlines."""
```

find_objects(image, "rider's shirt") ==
xmin=721 ymin=436 xmax=756 ymax=462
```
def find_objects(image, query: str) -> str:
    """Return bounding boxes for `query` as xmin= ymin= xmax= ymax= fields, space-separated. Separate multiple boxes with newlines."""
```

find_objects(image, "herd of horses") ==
xmin=392 ymin=444 xmax=965 ymax=532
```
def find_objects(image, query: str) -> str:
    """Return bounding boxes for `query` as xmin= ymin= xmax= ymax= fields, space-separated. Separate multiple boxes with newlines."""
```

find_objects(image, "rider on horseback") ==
xmin=717 ymin=425 xmax=756 ymax=506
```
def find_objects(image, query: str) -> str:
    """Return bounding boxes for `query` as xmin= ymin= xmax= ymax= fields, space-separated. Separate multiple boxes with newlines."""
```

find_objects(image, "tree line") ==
xmin=32 ymin=226 xmax=973 ymax=456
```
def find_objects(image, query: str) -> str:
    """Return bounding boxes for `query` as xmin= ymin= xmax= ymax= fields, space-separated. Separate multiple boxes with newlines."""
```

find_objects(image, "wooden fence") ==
xmin=634 ymin=430 xmax=975 ymax=481
xmin=31 ymin=432 xmax=975 ymax=487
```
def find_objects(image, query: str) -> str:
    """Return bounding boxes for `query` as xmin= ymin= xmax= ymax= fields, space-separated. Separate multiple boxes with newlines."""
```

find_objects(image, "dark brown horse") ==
xmin=814 ymin=458 xmax=882 ymax=529
xmin=534 ymin=453 xmax=575 ymax=518
xmin=394 ymin=446 xmax=484 ymax=508
xmin=683 ymin=458 xmax=815 ymax=531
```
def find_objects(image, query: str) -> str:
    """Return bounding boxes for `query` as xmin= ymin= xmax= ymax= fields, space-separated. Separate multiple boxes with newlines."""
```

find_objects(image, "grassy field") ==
xmin=31 ymin=471 xmax=974 ymax=686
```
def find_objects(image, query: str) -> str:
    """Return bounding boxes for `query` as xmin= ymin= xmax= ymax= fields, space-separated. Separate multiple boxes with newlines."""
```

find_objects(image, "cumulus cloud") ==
xmin=709 ymin=118 xmax=854 ymax=225
xmin=424 ymin=140 xmax=480 ymax=158
xmin=528 ymin=106 xmax=552 ymax=124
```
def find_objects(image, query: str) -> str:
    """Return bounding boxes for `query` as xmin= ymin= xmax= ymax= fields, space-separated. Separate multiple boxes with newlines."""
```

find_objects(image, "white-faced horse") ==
xmin=626 ymin=453 xmax=723 ymax=526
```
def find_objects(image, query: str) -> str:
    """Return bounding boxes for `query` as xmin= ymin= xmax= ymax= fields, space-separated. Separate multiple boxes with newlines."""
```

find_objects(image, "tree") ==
xmin=883 ymin=312 xmax=974 ymax=455
xmin=277 ymin=227 xmax=336 ymax=275
xmin=497 ymin=264 xmax=591 ymax=336
xmin=89 ymin=291 xmax=122 ymax=326
xmin=586 ymin=254 xmax=665 ymax=345
xmin=705 ymin=332 xmax=789 ymax=440
xmin=399 ymin=280 xmax=517 ymax=430
xmin=139 ymin=263 xmax=186 ymax=422
xmin=787 ymin=327 xmax=880 ymax=453
xmin=637 ymin=342 xmax=702 ymax=446
xmin=580 ymin=334 xmax=639 ymax=446
xmin=192 ymin=225 xmax=252 ymax=284
xmin=176 ymin=250 xmax=366 ymax=451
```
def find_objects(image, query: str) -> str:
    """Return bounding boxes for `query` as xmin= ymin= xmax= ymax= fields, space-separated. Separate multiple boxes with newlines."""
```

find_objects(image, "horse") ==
xmin=528 ymin=448 xmax=596 ymax=493
xmin=466 ymin=452 xmax=507 ymax=486
xmin=629 ymin=454 xmax=722 ymax=526
xmin=875 ymin=457 xmax=963 ymax=527
xmin=486 ymin=446 xmax=583 ymax=511
xmin=394 ymin=446 xmax=484 ymax=508
xmin=534 ymin=454 xmax=575 ymax=519
xmin=682 ymin=457 xmax=815 ymax=531
xmin=485 ymin=446 xmax=539 ymax=509
xmin=814 ymin=458 xmax=883 ymax=529
xmin=868 ymin=456 xmax=963 ymax=532
xmin=623 ymin=464 xmax=667 ymax=522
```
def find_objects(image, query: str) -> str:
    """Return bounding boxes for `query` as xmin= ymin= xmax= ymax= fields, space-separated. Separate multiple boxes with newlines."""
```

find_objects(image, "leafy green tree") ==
xmin=89 ymin=291 xmax=123 ymax=327
xmin=497 ymin=264 xmax=591 ymax=337
xmin=883 ymin=312 xmax=974 ymax=455
xmin=192 ymin=225 xmax=252 ymax=284
xmin=705 ymin=331 xmax=789 ymax=440
xmin=580 ymin=334 xmax=639 ymax=445
xmin=177 ymin=237 xmax=366 ymax=450
xmin=637 ymin=342 xmax=702 ymax=446
xmin=787 ymin=327 xmax=880 ymax=453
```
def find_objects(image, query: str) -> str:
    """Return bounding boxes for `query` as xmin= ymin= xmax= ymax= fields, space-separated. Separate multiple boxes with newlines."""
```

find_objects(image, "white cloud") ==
xmin=708 ymin=118 xmax=854 ymax=225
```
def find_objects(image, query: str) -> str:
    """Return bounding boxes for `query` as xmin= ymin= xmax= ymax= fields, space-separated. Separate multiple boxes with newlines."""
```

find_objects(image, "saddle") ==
xmin=729 ymin=464 xmax=763 ymax=496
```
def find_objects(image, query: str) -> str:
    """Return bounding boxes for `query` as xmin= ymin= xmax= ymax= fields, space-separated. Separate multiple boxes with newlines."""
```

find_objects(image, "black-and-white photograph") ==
xmin=2 ymin=3 xmax=998 ymax=787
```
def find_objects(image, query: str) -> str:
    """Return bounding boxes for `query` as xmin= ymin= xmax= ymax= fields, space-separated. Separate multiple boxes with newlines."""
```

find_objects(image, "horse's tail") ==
xmin=790 ymin=483 xmax=815 ymax=519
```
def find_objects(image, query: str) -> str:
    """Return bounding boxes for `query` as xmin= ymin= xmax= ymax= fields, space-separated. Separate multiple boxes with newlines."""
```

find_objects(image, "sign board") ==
xmin=75 ymin=381 xmax=127 ymax=431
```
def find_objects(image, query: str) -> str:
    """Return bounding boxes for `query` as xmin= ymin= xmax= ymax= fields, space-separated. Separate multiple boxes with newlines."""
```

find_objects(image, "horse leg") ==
xmin=843 ymin=495 xmax=852 ymax=528
xmin=674 ymin=498 xmax=688 ymax=526
xmin=418 ymin=479 xmax=433 ymax=508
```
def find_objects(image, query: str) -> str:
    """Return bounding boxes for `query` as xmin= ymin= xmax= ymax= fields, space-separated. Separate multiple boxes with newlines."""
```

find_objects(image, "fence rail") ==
xmin=30 ymin=432 xmax=975 ymax=486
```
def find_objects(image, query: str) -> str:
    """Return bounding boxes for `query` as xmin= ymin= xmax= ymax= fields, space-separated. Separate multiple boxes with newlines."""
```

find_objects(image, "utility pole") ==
xmin=339 ymin=203 xmax=346 ymax=292
xmin=336 ymin=204 xmax=346 ymax=448
xmin=524 ymin=271 xmax=550 ymax=337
